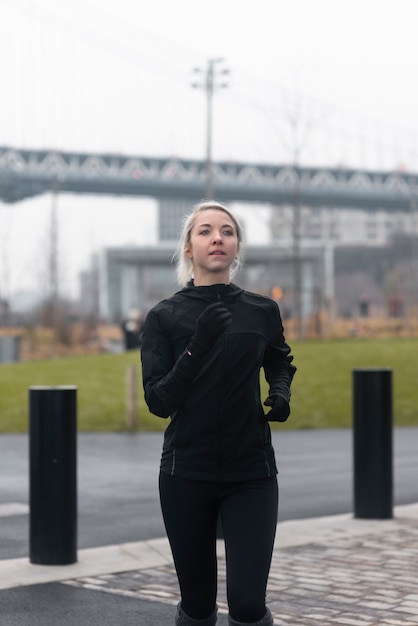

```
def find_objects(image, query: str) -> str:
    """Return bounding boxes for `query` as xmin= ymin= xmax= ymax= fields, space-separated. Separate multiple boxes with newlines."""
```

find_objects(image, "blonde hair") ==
xmin=173 ymin=201 xmax=244 ymax=287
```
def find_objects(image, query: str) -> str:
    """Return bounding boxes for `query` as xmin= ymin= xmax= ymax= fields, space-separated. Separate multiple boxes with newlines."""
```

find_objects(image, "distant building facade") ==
xmin=92 ymin=199 xmax=418 ymax=324
xmin=158 ymin=200 xmax=191 ymax=241
xmin=270 ymin=204 xmax=418 ymax=246
xmin=98 ymin=244 xmax=323 ymax=323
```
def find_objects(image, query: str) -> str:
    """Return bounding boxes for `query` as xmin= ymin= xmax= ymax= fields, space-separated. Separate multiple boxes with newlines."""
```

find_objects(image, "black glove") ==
xmin=264 ymin=394 xmax=290 ymax=422
xmin=188 ymin=302 xmax=232 ymax=358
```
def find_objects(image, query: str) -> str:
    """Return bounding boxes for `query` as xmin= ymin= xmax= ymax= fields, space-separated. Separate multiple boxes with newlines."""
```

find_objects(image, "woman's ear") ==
xmin=184 ymin=244 xmax=193 ymax=259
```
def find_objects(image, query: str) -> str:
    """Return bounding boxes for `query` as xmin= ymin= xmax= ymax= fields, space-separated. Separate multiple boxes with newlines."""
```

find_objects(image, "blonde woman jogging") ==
xmin=141 ymin=201 xmax=296 ymax=625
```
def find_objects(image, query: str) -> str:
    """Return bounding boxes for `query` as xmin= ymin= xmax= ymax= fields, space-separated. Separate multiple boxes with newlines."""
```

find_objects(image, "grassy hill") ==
xmin=0 ymin=338 xmax=417 ymax=432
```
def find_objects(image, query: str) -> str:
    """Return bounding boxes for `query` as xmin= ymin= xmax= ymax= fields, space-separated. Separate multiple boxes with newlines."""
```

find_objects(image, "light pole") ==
xmin=192 ymin=58 xmax=229 ymax=199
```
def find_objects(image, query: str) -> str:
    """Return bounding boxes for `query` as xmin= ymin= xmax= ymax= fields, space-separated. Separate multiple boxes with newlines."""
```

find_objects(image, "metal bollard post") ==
xmin=353 ymin=369 xmax=393 ymax=519
xmin=29 ymin=386 xmax=77 ymax=565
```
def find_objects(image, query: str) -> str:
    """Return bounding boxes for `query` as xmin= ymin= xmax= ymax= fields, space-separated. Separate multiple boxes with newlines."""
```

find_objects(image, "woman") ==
xmin=141 ymin=201 xmax=296 ymax=625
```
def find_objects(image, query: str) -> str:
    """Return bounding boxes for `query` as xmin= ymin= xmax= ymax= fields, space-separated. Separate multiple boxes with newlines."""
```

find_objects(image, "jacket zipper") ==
xmin=216 ymin=293 xmax=228 ymax=480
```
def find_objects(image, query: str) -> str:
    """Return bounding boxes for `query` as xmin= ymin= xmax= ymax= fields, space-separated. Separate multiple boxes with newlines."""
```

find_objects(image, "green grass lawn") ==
xmin=0 ymin=338 xmax=417 ymax=432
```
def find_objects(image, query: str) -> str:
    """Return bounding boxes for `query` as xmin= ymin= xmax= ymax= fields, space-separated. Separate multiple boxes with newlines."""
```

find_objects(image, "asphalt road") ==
xmin=1 ymin=428 xmax=417 ymax=561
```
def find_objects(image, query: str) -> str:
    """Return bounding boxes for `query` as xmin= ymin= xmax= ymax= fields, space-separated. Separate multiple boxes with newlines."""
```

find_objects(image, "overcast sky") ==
xmin=1 ymin=0 xmax=418 ymax=303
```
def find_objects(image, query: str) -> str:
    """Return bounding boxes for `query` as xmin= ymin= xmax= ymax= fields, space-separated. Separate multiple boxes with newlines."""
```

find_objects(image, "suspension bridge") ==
xmin=0 ymin=147 xmax=417 ymax=211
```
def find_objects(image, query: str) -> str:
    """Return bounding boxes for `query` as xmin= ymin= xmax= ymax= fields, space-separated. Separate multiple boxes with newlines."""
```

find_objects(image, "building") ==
xmin=98 ymin=243 xmax=323 ymax=323
xmin=270 ymin=204 xmax=418 ymax=246
xmin=93 ymin=199 xmax=418 ymax=324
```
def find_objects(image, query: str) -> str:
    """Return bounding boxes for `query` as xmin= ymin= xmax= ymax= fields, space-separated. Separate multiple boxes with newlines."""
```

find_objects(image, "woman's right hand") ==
xmin=188 ymin=302 xmax=232 ymax=357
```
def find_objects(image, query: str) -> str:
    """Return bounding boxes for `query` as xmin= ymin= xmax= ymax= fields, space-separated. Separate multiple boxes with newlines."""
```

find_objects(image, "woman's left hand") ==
xmin=263 ymin=395 xmax=290 ymax=422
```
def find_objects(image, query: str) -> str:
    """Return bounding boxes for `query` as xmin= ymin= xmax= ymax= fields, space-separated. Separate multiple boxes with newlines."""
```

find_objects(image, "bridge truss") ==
xmin=0 ymin=146 xmax=417 ymax=210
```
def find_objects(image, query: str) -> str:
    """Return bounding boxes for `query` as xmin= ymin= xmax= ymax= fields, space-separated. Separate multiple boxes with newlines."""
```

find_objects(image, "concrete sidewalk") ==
xmin=1 ymin=503 xmax=418 ymax=625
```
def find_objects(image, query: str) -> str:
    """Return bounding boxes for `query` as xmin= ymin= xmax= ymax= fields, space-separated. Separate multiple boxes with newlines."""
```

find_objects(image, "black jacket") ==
xmin=141 ymin=282 xmax=296 ymax=482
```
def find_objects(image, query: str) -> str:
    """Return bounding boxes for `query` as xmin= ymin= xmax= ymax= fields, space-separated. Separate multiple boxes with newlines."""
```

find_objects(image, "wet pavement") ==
xmin=1 ymin=504 xmax=418 ymax=625
xmin=1 ymin=429 xmax=418 ymax=624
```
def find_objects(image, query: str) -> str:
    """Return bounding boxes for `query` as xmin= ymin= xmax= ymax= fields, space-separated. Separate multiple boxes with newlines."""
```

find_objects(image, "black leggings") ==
xmin=159 ymin=471 xmax=278 ymax=622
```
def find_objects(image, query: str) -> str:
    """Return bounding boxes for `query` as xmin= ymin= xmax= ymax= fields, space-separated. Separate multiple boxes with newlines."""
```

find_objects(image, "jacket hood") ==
xmin=174 ymin=281 xmax=244 ymax=303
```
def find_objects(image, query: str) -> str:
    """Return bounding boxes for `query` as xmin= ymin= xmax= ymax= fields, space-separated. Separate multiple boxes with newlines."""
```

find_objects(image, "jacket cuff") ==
xmin=187 ymin=336 xmax=209 ymax=359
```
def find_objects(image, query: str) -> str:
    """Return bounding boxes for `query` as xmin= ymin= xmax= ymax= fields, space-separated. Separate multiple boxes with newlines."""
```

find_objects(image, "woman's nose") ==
xmin=213 ymin=232 xmax=222 ymax=243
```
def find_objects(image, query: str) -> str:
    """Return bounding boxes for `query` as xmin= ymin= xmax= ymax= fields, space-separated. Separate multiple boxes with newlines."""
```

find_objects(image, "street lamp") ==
xmin=192 ymin=58 xmax=229 ymax=199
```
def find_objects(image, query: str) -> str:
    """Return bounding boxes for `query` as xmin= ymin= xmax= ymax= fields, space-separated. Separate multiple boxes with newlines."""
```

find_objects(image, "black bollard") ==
xmin=353 ymin=369 xmax=393 ymax=519
xmin=29 ymin=386 xmax=77 ymax=565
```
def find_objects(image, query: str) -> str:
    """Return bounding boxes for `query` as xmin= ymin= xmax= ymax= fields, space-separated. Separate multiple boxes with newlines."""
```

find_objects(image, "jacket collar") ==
xmin=177 ymin=281 xmax=243 ymax=302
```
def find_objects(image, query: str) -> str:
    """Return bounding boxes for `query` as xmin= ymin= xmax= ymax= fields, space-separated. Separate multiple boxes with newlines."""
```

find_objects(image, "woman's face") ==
xmin=185 ymin=209 xmax=240 ymax=285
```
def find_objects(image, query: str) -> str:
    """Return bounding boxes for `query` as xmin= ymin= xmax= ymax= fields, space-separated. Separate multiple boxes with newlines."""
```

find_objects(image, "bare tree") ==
xmin=273 ymin=89 xmax=329 ymax=339
xmin=39 ymin=184 xmax=72 ymax=347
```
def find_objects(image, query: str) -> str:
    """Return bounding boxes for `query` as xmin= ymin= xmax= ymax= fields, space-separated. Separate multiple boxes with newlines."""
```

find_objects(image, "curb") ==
xmin=1 ymin=503 xmax=417 ymax=591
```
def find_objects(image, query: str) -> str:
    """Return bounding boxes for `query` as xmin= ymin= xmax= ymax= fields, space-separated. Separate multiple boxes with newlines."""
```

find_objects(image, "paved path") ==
xmin=1 ymin=428 xmax=418 ymax=560
xmin=1 ymin=504 xmax=418 ymax=625
xmin=1 ymin=430 xmax=418 ymax=624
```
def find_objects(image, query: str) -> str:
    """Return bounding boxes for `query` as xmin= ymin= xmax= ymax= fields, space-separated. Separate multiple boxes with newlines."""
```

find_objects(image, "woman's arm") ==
xmin=141 ymin=309 xmax=204 ymax=418
xmin=262 ymin=305 xmax=297 ymax=403
xmin=141 ymin=303 xmax=231 ymax=418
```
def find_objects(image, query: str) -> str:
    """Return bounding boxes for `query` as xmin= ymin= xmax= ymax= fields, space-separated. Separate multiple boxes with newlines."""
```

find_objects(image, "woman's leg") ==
xmin=159 ymin=471 xmax=219 ymax=620
xmin=220 ymin=476 xmax=278 ymax=624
